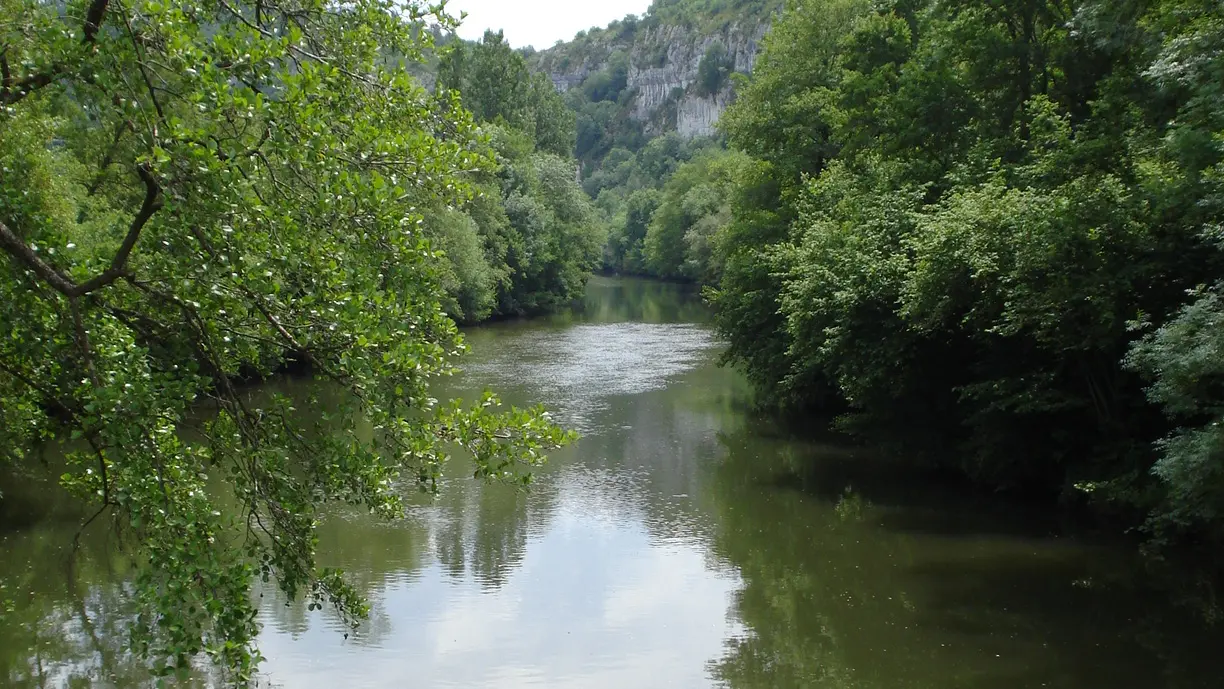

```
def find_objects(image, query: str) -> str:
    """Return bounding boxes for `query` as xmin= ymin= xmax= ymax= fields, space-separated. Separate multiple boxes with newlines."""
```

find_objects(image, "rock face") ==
xmin=533 ymin=19 xmax=771 ymax=138
xmin=628 ymin=22 xmax=766 ymax=136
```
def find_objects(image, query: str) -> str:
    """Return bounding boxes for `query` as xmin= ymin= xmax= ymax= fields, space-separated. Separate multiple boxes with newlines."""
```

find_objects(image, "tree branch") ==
xmin=0 ymin=0 xmax=109 ymax=106
xmin=0 ymin=221 xmax=81 ymax=295
xmin=0 ymin=165 xmax=162 ymax=298
xmin=75 ymin=165 xmax=163 ymax=294
xmin=0 ymin=71 xmax=56 ymax=105
xmin=116 ymin=0 xmax=166 ymax=124
xmin=84 ymin=0 xmax=112 ymax=44
xmin=85 ymin=120 xmax=133 ymax=197
xmin=0 ymin=359 xmax=81 ymax=422
xmin=0 ymin=48 xmax=10 ymax=91
xmin=216 ymin=0 xmax=383 ymax=89
xmin=71 ymin=300 xmax=100 ymax=386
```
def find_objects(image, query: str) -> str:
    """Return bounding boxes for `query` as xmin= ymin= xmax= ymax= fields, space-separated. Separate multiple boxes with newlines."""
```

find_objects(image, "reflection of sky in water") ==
xmin=254 ymin=319 xmax=741 ymax=688
xmin=459 ymin=323 xmax=718 ymax=433
xmin=256 ymin=471 xmax=742 ymax=688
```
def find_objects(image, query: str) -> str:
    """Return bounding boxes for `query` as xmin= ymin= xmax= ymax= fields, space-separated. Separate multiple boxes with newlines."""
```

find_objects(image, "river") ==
xmin=1 ymin=275 xmax=1222 ymax=688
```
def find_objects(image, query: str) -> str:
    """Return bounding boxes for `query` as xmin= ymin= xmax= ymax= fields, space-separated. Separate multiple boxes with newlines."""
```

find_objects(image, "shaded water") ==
xmin=2 ymin=276 xmax=1223 ymax=687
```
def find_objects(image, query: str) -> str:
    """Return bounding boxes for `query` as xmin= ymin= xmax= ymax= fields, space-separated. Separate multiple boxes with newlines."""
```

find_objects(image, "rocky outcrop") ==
xmin=533 ymin=19 xmax=771 ymax=138
xmin=626 ymin=22 xmax=766 ymax=133
xmin=676 ymin=91 xmax=735 ymax=137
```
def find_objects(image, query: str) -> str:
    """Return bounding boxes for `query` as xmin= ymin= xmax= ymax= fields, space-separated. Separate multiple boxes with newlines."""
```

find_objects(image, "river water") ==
xmin=2 ymin=276 xmax=1222 ymax=688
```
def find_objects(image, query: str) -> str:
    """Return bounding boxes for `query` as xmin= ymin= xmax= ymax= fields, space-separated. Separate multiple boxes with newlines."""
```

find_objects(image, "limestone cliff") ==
xmin=530 ymin=12 xmax=775 ymax=138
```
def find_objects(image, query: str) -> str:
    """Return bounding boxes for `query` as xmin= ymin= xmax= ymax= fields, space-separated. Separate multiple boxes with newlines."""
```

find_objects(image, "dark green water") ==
xmin=2 ymin=276 xmax=1222 ymax=688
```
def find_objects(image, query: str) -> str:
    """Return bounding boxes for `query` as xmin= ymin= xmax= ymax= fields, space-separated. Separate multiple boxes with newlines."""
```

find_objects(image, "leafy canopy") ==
xmin=0 ymin=0 xmax=574 ymax=680
xmin=713 ymin=0 xmax=1224 ymax=540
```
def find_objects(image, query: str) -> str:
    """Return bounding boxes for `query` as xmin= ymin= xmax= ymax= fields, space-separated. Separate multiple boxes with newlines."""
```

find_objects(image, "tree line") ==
xmin=614 ymin=0 xmax=1224 ymax=545
xmin=557 ymin=0 xmax=1224 ymax=549
xmin=428 ymin=30 xmax=606 ymax=322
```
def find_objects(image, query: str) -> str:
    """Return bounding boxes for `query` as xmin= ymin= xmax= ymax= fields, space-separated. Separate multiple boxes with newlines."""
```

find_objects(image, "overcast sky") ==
xmin=449 ymin=0 xmax=654 ymax=49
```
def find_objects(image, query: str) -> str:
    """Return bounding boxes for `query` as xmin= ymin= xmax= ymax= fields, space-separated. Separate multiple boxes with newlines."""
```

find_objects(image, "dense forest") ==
xmin=562 ymin=0 xmax=1224 ymax=544
xmin=713 ymin=0 xmax=1224 ymax=543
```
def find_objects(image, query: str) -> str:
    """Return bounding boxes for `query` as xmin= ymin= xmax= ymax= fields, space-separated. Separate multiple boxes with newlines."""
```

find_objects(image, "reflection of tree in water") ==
xmin=431 ymin=474 xmax=553 ymax=590
xmin=702 ymin=434 xmax=861 ymax=689
xmin=573 ymin=276 xmax=711 ymax=325
xmin=0 ymin=518 xmax=216 ymax=688
xmin=704 ymin=428 xmax=1224 ymax=689
xmin=0 ymin=275 xmax=742 ymax=684
xmin=8 ymin=272 xmax=1224 ymax=688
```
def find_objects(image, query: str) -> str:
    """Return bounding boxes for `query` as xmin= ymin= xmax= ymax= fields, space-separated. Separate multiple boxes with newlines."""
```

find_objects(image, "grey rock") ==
xmin=535 ymin=19 xmax=771 ymax=138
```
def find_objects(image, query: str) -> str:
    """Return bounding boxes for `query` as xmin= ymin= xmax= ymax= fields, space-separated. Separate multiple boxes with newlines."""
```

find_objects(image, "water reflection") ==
xmin=2 ymin=276 xmax=1223 ymax=688
xmin=251 ymin=277 xmax=740 ymax=687
xmin=706 ymin=430 xmax=1224 ymax=689
xmin=462 ymin=322 xmax=716 ymax=434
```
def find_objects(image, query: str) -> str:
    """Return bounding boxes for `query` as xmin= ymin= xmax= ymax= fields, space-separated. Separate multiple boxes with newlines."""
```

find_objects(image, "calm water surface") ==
xmin=2 ymin=276 xmax=1222 ymax=688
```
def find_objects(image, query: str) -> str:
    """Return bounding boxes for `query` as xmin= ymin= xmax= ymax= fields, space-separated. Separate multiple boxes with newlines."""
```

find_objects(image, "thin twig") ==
xmin=115 ymin=0 xmax=166 ymax=124
xmin=0 ymin=359 xmax=81 ymax=421
xmin=216 ymin=0 xmax=383 ymax=89
xmin=73 ymin=504 xmax=110 ymax=551
xmin=70 ymin=299 xmax=100 ymax=386
xmin=85 ymin=120 xmax=134 ymax=197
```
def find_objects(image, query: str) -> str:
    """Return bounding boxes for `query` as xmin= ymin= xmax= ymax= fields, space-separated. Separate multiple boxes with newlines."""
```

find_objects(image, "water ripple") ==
xmin=462 ymin=323 xmax=717 ymax=431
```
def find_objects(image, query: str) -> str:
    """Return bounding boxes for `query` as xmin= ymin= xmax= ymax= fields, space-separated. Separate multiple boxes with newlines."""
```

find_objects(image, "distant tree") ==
xmin=696 ymin=40 xmax=733 ymax=96
xmin=583 ymin=50 xmax=631 ymax=103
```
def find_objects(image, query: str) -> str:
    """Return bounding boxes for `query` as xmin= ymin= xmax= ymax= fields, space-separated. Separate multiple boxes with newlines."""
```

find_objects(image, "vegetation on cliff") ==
xmin=519 ymin=2 xmax=778 ymax=280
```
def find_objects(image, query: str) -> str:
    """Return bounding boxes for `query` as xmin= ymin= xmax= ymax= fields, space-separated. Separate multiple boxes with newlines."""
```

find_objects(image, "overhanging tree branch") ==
xmin=0 ymin=165 xmax=162 ymax=298
xmin=0 ymin=359 xmax=81 ymax=422
xmin=0 ymin=222 xmax=80 ymax=294
xmin=0 ymin=71 xmax=56 ymax=105
xmin=75 ymin=165 xmax=163 ymax=293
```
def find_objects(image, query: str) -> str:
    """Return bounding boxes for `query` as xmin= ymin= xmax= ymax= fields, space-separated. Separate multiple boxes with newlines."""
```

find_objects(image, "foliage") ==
xmin=431 ymin=30 xmax=605 ymax=319
xmin=605 ymin=188 xmax=661 ymax=275
xmin=530 ymin=0 xmax=780 ymax=74
xmin=423 ymin=209 xmax=499 ymax=323
xmin=570 ymin=79 xmax=645 ymax=168
xmin=643 ymin=149 xmax=750 ymax=281
xmin=719 ymin=0 xmax=869 ymax=191
xmin=1129 ymin=285 xmax=1224 ymax=531
xmin=0 ymin=0 xmax=578 ymax=679
xmin=583 ymin=50 xmax=631 ymax=103
xmin=713 ymin=0 xmax=1224 ymax=540
xmin=437 ymin=31 xmax=577 ymax=159
xmin=648 ymin=0 xmax=784 ymax=31
xmin=593 ymin=134 xmax=724 ymax=277
xmin=509 ymin=0 xmax=781 ymax=291
xmin=494 ymin=139 xmax=608 ymax=315
xmin=696 ymin=40 xmax=733 ymax=96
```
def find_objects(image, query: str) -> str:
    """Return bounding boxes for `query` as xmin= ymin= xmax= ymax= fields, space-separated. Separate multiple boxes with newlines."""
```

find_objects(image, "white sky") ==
xmin=448 ymin=0 xmax=654 ymax=49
